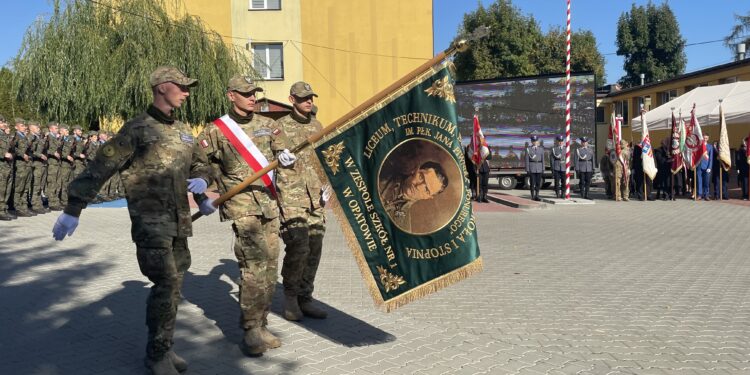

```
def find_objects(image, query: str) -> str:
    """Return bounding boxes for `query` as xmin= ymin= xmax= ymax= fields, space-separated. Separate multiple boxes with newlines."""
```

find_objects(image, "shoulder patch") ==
xmin=180 ymin=133 xmax=194 ymax=144
xmin=199 ymin=139 xmax=209 ymax=148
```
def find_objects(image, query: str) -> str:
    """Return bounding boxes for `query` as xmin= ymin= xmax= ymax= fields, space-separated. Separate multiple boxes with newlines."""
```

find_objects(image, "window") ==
xmin=252 ymin=43 xmax=283 ymax=80
xmin=595 ymin=106 xmax=605 ymax=123
xmin=615 ymin=100 xmax=629 ymax=126
xmin=636 ymin=96 xmax=651 ymax=112
xmin=659 ymin=89 xmax=677 ymax=105
xmin=249 ymin=0 xmax=280 ymax=10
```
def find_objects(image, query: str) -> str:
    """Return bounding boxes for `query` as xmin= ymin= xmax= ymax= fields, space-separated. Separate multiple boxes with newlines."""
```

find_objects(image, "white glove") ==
xmin=707 ymin=169 xmax=711 ymax=173
xmin=278 ymin=149 xmax=297 ymax=167
xmin=52 ymin=213 xmax=79 ymax=241
xmin=199 ymin=198 xmax=217 ymax=216
xmin=187 ymin=178 xmax=208 ymax=194
xmin=320 ymin=184 xmax=332 ymax=207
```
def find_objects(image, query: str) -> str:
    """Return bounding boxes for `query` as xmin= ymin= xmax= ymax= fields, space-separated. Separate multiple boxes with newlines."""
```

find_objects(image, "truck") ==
xmin=455 ymin=72 xmax=597 ymax=190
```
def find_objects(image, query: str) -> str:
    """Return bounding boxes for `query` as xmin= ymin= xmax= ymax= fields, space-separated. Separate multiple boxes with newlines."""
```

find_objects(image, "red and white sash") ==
xmin=213 ymin=115 xmax=276 ymax=195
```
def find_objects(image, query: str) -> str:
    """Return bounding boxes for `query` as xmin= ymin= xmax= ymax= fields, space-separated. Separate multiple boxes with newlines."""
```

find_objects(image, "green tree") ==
xmin=0 ymin=68 xmax=34 ymax=121
xmin=12 ymin=0 xmax=254 ymax=129
xmin=724 ymin=11 xmax=750 ymax=54
xmin=616 ymin=2 xmax=686 ymax=88
xmin=454 ymin=0 xmax=605 ymax=83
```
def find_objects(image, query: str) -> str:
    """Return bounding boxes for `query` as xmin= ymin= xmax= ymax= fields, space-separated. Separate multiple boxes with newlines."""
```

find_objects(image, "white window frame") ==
xmin=252 ymin=43 xmax=284 ymax=81
xmin=249 ymin=0 xmax=281 ymax=10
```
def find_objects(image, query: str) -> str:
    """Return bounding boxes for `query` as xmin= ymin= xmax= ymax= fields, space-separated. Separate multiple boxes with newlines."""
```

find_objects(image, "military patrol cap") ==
xmin=72 ymin=125 xmax=82 ymax=131
xmin=88 ymin=131 xmax=98 ymax=137
xmin=290 ymin=81 xmax=317 ymax=97
xmin=580 ymin=136 xmax=589 ymax=143
xmin=555 ymin=135 xmax=564 ymax=142
xmin=227 ymin=75 xmax=263 ymax=93
xmin=14 ymin=118 xmax=25 ymax=125
xmin=27 ymin=120 xmax=40 ymax=127
xmin=59 ymin=123 xmax=69 ymax=130
xmin=149 ymin=66 xmax=198 ymax=87
xmin=530 ymin=135 xmax=539 ymax=142
xmin=47 ymin=121 xmax=59 ymax=128
xmin=0 ymin=115 xmax=6 ymax=123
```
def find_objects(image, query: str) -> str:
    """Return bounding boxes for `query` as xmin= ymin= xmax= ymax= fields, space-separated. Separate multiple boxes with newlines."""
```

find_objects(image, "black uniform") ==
xmin=632 ymin=144 xmax=653 ymax=200
xmin=736 ymin=145 xmax=749 ymax=200
xmin=464 ymin=147 xmax=477 ymax=199
xmin=654 ymin=146 xmax=671 ymax=200
xmin=478 ymin=152 xmax=492 ymax=202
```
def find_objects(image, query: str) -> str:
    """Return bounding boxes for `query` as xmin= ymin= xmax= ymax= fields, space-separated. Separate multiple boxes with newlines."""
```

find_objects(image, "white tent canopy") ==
xmin=630 ymin=81 xmax=750 ymax=132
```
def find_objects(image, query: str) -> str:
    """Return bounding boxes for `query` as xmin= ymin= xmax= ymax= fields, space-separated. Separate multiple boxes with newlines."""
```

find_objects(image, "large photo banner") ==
xmin=313 ymin=63 xmax=482 ymax=312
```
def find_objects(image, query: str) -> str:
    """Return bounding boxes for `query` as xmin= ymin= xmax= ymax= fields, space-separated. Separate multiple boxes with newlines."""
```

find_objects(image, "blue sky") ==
xmin=0 ymin=0 xmax=747 ymax=85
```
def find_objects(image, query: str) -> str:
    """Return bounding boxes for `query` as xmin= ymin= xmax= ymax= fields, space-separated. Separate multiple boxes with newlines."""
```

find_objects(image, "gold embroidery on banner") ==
xmin=424 ymin=76 xmax=456 ymax=103
xmin=322 ymin=141 xmax=345 ymax=175
xmin=377 ymin=265 xmax=406 ymax=293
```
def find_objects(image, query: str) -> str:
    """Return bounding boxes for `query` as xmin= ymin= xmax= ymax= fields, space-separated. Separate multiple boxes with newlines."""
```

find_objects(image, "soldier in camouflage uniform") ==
xmin=58 ymin=124 xmax=76 ymax=207
xmin=71 ymin=125 xmax=87 ymax=179
xmin=274 ymin=81 xmax=329 ymax=321
xmin=45 ymin=123 xmax=64 ymax=210
xmin=12 ymin=118 xmax=34 ymax=217
xmin=0 ymin=116 xmax=15 ymax=220
xmin=52 ymin=66 xmax=213 ymax=375
xmin=28 ymin=121 xmax=50 ymax=213
xmin=198 ymin=75 xmax=296 ymax=356
xmin=97 ymin=131 xmax=114 ymax=200
xmin=613 ymin=139 xmax=631 ymax=202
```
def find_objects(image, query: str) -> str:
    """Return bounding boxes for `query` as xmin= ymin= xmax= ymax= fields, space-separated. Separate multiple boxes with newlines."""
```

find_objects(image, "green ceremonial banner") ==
xmin=313 ymin=62 xmax=482 ymax=312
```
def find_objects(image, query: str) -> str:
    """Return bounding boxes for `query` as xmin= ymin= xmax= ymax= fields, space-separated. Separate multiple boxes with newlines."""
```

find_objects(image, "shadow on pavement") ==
xmin=183 ymin=258 xmax=395 ymax=348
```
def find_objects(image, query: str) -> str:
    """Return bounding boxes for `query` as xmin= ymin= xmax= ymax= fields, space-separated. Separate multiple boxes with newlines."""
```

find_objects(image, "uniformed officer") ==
xmin=28 ymin=121 xmax=49 ymax=213
xmin=198 ymin=75 xmax=296 ymax=356
xmin=477 ymin=146 xmax=491 ymax=203
xmin=737 ymin=138 xmax=749 ymax=200
xmin=575 ymin=137 xmax=594 ymax=199
xmin=274 ymin=81 xmax=329 ymax=321
xmin=12 ymin=118 xmax=34 ymax=216
xmin=58 ymin=124 xmax=76 ymax=207
xmin=0 ymin=116 xmax=15 ymax=220
xmin=97 ymin=131 xmax=114 ymax=200
xmin=52 ymin=66 xmax=213 ymax=375
xmin=525 ymin=135 xmax=544 ymax=201
xmin=45 ymin=122 xmax=64 ymax=210
xmin=614 ymin=139 xmax=631 ymax=201
xmin=600 ymin=150 xmax=613 ymax=199
xmin=551 ymin=135 xmax=566 ymax=198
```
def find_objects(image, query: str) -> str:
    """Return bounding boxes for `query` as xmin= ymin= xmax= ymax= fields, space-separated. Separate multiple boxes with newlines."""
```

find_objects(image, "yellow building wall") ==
xmin=229 ymin=0 xmax=304 ymax=102
xmin=180 ymin=0 xmax=233 ymax=43
xmin=299 ymin=0 xmax=434 ymax=125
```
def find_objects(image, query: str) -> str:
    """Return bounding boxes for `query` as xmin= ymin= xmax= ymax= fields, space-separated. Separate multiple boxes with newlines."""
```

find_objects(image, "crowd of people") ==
xmin=0 ymin=118 xmax=124 ymax=220
xmin=602 ymin=135 xmax=749 ymax=202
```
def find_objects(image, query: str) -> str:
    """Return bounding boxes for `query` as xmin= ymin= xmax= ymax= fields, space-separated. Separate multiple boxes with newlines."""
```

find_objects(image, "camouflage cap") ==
xmin=72 ymin=125 xmax=82 ymax=131
xmin=227 ymin=75 xmax=263 ymax=93
xmin=88 ymin=131 xmax=98 ymax=137
xmin=59 ymin=123 xmax=69 ymax=130
xmin=0 ymin=115 xmax=6 ymax=123
xmin=27 ymin=120 xmax=40 ymax=127
xmin=149 ymin=66 xmax=198 ymax=87
xmin=290 ymin=81 xmax=317 ymax=97
xmin=14 ymin=118 xmax=25 ymax=125
xmin=47 ymin=121 xmax=59 ymax=128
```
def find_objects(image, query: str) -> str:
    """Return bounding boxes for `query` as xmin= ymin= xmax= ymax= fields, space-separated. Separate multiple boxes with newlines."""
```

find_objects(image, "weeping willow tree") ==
xmin=13 ymin=0 xmax=255 ymax=130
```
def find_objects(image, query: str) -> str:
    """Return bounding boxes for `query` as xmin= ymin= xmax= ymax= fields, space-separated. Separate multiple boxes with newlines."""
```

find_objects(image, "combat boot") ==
xmin=259 ymin=327 xmax=282 ymax=349
xmin=241 ymin=328 xmax=267 ymax=357
xmin=283 ymin=295 xmax=303 ymax=321
xmin=0 ymin=212 xmax=12 ymax=221
xmin=167 ymin=351 xmax=187 ymax=373
xmin=299 ymin=299 xmax=328 ymax=319
xmin=145 ymin=356 xmax=179 ymax=375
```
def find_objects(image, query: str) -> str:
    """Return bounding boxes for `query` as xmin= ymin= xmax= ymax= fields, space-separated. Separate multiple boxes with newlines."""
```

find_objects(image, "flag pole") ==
xmin=694 ymin=168 xmax=697 ymax=201
xmin=191 ymin=31 xmax=489 ymax=222
xmin=563 ymin=0 xmax=572 ymax=200
xmin=641 ymin=109 xmax=646 ymax=200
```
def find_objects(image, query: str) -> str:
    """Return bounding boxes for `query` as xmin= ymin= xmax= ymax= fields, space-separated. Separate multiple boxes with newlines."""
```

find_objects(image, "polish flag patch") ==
xmin=200 ymin=139 xmax=209 ymax=148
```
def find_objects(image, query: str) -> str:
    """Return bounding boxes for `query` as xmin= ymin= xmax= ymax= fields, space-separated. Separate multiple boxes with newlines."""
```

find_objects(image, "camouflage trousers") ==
xmin=0 ymin=163 xmax=12 ymax=212
xmin=58 ymin=162 xmax=74 ymax=206
xmin=30 ymin=161 xmax=46 ymax=210
xmin=232 ymin=215 xmax=280 ymax=330
xmin=46 ymin=161 xmax=62 ymax=207
xmin=280 ymin=206 xmax=326 ymax=302
xmin=135 ymin=236 xmax=191 ymax=361
xmin=613 ymin=164 xmax=629 ymax=200
xmin=13 ymin=162 xmax=32 ymax=212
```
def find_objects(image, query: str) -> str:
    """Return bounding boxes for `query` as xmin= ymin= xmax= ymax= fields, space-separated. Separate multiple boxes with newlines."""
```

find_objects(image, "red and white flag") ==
xmin=640 ymin=111 xmax=657 ymax=180
xmin=213 ymin=115 xmax=276 ymax=195
xmin=607 ymin=112 xmax=622 ymax=158
xmin=471 ymin=115 xmax=490 ymax=165
xmin=685 ymin=105 xmax=706 ymax=170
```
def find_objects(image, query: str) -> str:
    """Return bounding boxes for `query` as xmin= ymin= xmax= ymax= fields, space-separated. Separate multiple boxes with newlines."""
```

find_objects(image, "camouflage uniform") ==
xmin=65 ymin=102 xmax=211 ymax=362
xmin=613 ymin=143 xmax=631 ymax=201
xmin=0 ymin=122 xmax=14 ymax=218
xmin=273 ymin=94 xmax=326 ymax=304
xmin=46 ymin=128 xmax=64 ymax=209
xmin=200 ymin=100 xmax=283 ymax=330
xmin=58 ymin=127 xmax=76 ymax=206
xmin=29 ymin=125 xmax=47 ymax=211
xmin=12 ymin=125 xmax=33 ymax=214
xmin=72 ymin=129 xmax=87 ymax=179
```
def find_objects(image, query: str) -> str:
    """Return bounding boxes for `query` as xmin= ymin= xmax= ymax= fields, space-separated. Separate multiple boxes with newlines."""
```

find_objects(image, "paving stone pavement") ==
xmin=1 ymin=197 xmax=749 ymax=375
